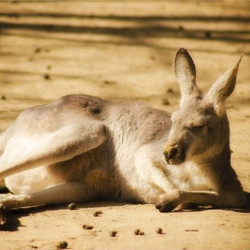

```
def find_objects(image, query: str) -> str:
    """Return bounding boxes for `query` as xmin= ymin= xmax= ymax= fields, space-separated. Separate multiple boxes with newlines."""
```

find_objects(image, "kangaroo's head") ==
xmin=163 ymin=48 xmax=242 ymax=165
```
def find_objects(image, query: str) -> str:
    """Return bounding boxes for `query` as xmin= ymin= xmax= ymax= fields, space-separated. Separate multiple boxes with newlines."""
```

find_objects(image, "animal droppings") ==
xmin=162 ymin=98 xmax=170 ymax=106
xmin=166 ymin=88 xmax=174 ymax=93
xmin=110 ymin=230 xmax=118 ymax=237
xmin=56 ymin=241 xmax=68 ymax=249
xmin=0 ymin=95 xmax=6 ymax=100
xmin=29 ymin=245 xmax=38 ymax=249
xmin=103 ymin=80 xmax=117 ymax=85
xmin=44 ymin=74 xmax=50 ymax=80
xmin=67 ymin=203 xmax=76 ymax=210
xmin=134 ymin=229 xmax=140 ymax=235
xmin=156 ymin=228 xmax=163 ymax=234
xmin=34 ymin=48 xmax=41 ymax=53
xmin=82 ymin=224 xmax=94 ymax=230
xmin=134 ymin=229 xmax=144 ymax=235
xmin=93 ymin=211 xmax=103 ymax=217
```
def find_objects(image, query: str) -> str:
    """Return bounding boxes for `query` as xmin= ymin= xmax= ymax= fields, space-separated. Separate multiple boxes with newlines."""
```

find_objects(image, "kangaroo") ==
xmin=0 ymin=48 xmax=248 ymax=223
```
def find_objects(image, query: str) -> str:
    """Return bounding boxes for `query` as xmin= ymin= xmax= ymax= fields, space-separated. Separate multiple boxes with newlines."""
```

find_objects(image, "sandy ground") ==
xmin=0 ymin=1 xmax=250 ymax=249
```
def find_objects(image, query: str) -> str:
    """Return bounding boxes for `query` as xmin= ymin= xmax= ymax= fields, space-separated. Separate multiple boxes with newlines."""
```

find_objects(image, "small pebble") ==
xmin=110 ymin=230 xmax=118 ymax=237
xmin=156 ymin=227 xmax=163 ymax=234
xmin=56 ymin=241 xmax=68 ymax=249
xmin=82 ymin=224 xmax=93 ymax=230
xmin=67 ymin=203 xmax=76 ymax=210
xmin=93 ymin=211 xmax=102 ymax=217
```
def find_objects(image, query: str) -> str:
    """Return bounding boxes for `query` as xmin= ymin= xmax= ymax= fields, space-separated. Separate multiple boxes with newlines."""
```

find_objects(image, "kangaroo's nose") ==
xmin=164 ymin=147 xmax=178 ymax=163
xmin=163 ymin=143 xmax=185 ymax=165
xmin=168 ymin=147 xmax=178 ymax=159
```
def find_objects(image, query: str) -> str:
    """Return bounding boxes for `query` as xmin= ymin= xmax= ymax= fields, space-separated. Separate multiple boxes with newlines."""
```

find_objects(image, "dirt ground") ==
xmin=0 ymin=1 xmax=250 ymax=249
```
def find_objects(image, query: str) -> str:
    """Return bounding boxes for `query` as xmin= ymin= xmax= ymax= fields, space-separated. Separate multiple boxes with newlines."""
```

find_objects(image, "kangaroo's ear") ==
xmin=206 ymin=56 xmax=242 ymax=107
xmin=174 ymin=48 xmax=201 ymax=106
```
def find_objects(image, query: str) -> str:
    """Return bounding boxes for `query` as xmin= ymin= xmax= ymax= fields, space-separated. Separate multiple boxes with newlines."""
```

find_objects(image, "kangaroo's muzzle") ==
xmin=163 ymin=144 xmax=185 ymax=165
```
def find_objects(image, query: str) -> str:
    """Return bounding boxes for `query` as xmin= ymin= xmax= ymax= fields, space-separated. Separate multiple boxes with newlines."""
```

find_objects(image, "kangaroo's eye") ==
xmin=193 ymin=125 xmax=205 ymax=129
xmin=189 ymin=124 xmax=206 ymax=132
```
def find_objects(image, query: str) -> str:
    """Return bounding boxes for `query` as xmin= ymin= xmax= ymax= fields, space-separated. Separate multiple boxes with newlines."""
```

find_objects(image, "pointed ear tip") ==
xmin=233 ymin=54 xmax=243 ymax=70
xmin=176 ymin=48 xmax=188 ymax=55
xmin=238 ymin=54 xmax=243 ymax=64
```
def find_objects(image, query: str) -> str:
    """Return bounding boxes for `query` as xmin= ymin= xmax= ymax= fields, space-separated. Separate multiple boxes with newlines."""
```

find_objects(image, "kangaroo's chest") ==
xmin=165 ymin=162 xmax=216 ymax=191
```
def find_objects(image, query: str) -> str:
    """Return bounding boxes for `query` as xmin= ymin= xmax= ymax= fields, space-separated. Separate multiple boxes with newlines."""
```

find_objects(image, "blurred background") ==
xmin=0 ymin=0 xmax=249 ymax=129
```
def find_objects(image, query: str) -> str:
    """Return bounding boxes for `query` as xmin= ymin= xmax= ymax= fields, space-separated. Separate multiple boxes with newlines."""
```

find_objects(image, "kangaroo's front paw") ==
xmin=0 ymin=203 xmax=7 ymax=226
xmin=155 ymin=190 xmax=181 ymax=212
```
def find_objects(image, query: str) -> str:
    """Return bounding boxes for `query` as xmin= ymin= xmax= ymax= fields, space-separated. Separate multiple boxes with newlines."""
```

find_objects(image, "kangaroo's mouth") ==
xmin=165 ymin=154 xmax=185 ymax=165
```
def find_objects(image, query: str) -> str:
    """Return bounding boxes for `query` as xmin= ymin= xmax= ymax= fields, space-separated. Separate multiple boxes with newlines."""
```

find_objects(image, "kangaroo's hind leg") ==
xmin=0 ymin=182 xmax=94 ymax=210
xmin=0 ymin=120 xmax=107 ymax=212
xmin=0 ymin=121 xmax=107 ymax=181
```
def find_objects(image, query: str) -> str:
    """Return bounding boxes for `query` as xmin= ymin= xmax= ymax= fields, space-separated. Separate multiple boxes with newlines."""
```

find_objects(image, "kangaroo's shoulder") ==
xmin=112 ymin=101 xmax=172 ymax=144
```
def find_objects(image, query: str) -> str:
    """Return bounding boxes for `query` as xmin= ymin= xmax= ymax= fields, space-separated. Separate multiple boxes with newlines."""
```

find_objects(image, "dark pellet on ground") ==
xmin=44 ymin=74 xmax=50 ymax=80
xmin=134 ymin=229 xmax=144 ymax=235
xmin=110 ymin=230 xmax=118 ymax=237
xmin=35 ymin=48 xmax=41 ymax=53
xmin=156 ymin=228 xmax=163 ymax=234
xmin=185 ymin=229 xmax=198 ymax=232
xmin=67 ymin=203 xmax=76 ymax=210
xmin=0 ymin=95 xmax=6 ymax=100
xmin=82 ymin=224 xmax=94 ymax=230
xmin=134 ymin=229 xmax=140 ymax=235
xmin=103 ymin=80 xmax=116 ymax=85
xmin=56 ymin=241 xmax=68 ymax=249
xmin=29 ymin=245 xmax=38 ymax=249
xmin=93 ymin=211 xmax=102 ymax=217
xmin=166 ymin=88 xmax=174 ymax=93
xmin=162 ymin=98 xmax=170 ymax=105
